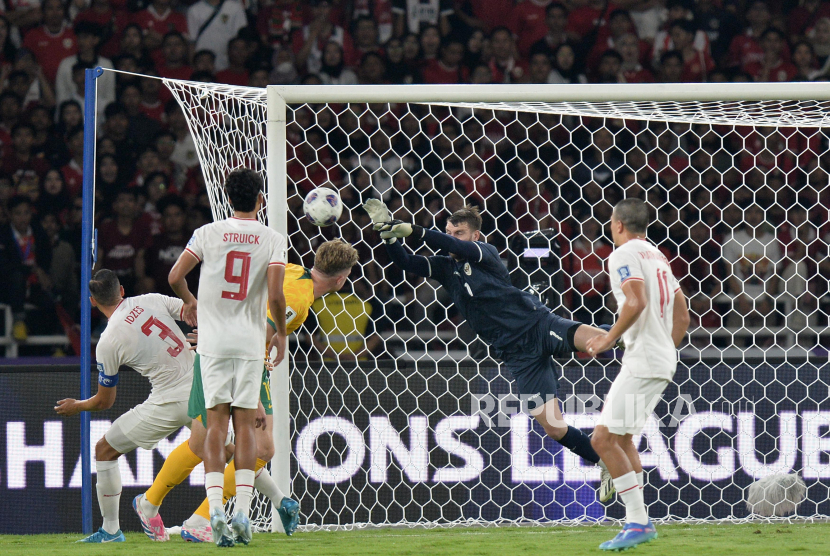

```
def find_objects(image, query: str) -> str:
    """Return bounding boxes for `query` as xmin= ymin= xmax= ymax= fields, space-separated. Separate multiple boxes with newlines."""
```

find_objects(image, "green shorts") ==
xmin=188 ymin=353 xmax=272 ymax=425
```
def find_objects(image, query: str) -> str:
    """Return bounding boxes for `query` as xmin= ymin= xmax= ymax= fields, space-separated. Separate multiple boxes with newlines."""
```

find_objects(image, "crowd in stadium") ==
xmin=0 ymin=0 xmax=829 ymax=355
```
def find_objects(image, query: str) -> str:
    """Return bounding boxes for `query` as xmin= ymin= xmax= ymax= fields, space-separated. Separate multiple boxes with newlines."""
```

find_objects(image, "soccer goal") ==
xmin=80 ymin=73 xmax=830 ymax=532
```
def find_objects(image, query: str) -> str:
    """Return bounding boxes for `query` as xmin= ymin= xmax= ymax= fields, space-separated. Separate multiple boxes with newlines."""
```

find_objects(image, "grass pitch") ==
xmin=1 ymin=523 xmax=828 ymax=556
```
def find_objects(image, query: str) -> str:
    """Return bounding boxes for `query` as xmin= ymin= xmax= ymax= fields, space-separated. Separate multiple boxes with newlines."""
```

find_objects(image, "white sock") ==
xmin=186 ymin=513 xmax=210 ymax=528
xmin=205 ymin=472 xmax=225 ymax=515
xmin=254 ymin=467 xmax=286 ymax=504
xmin=140 ymin=494 xmax=159 ymax=518
xmin=96 ymin=460 xmax=122 ymax=534
xmin=235 ymin=469 xmax=256 ymax=519
xmin=613 ymin=471 xmax=649 ymax=525
xmin=636 ymin=471 xmax=644 ymax=490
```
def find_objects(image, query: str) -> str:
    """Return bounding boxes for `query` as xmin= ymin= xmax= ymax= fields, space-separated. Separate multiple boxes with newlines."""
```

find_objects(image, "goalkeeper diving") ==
xmin=364 ymin=200 xmax=615 ymax=499
xmin=133 ymin=240 xmax=360 ymax=542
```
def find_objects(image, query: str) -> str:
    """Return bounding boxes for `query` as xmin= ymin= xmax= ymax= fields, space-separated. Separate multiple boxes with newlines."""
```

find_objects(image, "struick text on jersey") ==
xmin=222 ymin=233 xmax=261 ymax=244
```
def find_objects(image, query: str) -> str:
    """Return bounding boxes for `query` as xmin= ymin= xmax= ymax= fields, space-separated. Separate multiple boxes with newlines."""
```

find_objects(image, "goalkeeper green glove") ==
xmin=378 ymin=220 xmax=424 ymax=241
xmin=362 ymin=199 xmax=392 ymax=230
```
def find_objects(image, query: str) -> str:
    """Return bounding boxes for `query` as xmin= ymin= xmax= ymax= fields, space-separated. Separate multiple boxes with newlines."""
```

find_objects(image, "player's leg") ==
xmin=76 ymin=435 xmax=127 ymax=543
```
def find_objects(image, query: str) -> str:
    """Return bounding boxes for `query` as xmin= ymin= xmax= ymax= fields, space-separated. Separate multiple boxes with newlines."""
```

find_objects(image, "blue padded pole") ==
xmin=80 ymin=66 xmax=103 ymax=535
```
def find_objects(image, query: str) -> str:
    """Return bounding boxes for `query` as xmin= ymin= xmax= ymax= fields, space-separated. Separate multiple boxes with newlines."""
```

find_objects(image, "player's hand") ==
xmin=255 ymin=401 xmax=267 ymax=430
xmin=362 ymin=199 xmax=392 ymax=228
xmin=187 ymin=329 xmax=198 ymax=350
xmin=268 ymin=332 xmax=287 ymax=366
xmin=378 ymin=220 xmax=413 ymax=240
xmin=182 ymin=300 xmax=197 ymax=328
xmin=55 ymin=398 xmax=81 ymax=416
xmin=585 ymin=333 xmax=617 ymax=357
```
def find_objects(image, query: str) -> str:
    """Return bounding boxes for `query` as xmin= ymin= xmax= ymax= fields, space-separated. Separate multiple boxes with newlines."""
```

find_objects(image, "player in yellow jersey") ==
xmin=133 ymin=240 xmax=359 ymax=542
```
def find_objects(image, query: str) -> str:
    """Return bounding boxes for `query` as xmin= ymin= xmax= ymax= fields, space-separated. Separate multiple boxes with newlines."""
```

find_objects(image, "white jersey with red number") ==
xmin=185 ymin=217 xmax=287 ymax=360
xmin=608 ymin=238 xmax=680 ymax=380
xmin=96 ymin=294 xmax=193 ymax=404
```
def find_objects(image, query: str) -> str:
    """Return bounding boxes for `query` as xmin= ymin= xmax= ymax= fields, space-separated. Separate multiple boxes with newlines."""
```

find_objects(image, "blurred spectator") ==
xmin=318 ymin=41 xmax=359 ymax=84
xmin=258 ymin=0 xmax=303 ymax=48
xmin=157 ymin=31 xmax=192 ymax=81
xmin=22 ymin=0 xmax=77 ymax=85
xmin=294 ymin=0 xmax=352 ymax=76
xmin=529 ymin=2 xmax=570 ymax=58
xmin=11 ymin=51 xmax=57 ymax=109
xmin=489 ymin=26 xmax=527 ymax=83
xmin=592 ymin=49 xmax=622 ymax=83
xmin=133 ymin=0 xmax=189 ymax=52
xmin=350 ymin=0 xmax=394 ymax=44
xmin=808 ymin=17 xmax=830 ymax=70
xmin=187 ymin=0 xmax=246 ymax=71
xmin=745 ymin=28 xmax=797 ymax=82
xmin=138 ymin=194 xmax=197 ymax=295
xmin=619 ymin=33 xmax=654 ymax=82
xmin=549 ymin=43 xmax=587 ymax=83
xmin=422 ymin=37 xmax=467 ymax=83
xmin=357 ymin=51 xmax=386 ymax=84
xmin=95 ymin=188 xmax=152 ymax=296
xmin=0 ymin=196 xmax=53 ymax=340
xmin=658 ymin=50 xmax=684 ymax=82
xmin=40 ymin=211 xmax=78 ymax=309
xmin=668 ymin=20 xmax=715 ymax=82
xmin=566 ymin=0 xmax=615 ymax=43
xmin=589 ymin=9 xmax=648 ymax=72
xmin=55 ymin=22 xmax=116 ymax=115
xmin=527 ymin=51 xmax=555 ymax=84
xmin=121 ymin=83 xmax=161 ymax=148
xmin=393 ymin=0 xmax=452 ymax=37
xmin=348 ymin=16 xmax=382 ymax=66
xmin=567 ymin=217 xmax=613 ymax=325
xmin=694 ymin=0 xmax=739 ymax=64
xmin=383 ymin=36 xmax=418 ymax=83
xmin=727 ymin=0 xmax=771 ymax=69
xmin=215 ymin=37 xmax=249 ymax=85
xmin=419 ymin=24 xmax=441 ymax=61
xmin=722 ymin=204 xmax=781 ymax=327
xmin=2 ymin=123 xmax=51 ymax=187
xmin=510 ymin=0 xmax=553 ymax=58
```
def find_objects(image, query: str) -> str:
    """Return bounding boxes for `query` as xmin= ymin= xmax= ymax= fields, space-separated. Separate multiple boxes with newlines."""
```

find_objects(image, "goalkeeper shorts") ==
xmin=188 ymin=353 xmax=272 ymax=424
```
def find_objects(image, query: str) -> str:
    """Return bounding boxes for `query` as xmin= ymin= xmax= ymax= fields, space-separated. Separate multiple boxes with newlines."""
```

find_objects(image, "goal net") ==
xmin=156 ymin=77 xmax=830 ymax=529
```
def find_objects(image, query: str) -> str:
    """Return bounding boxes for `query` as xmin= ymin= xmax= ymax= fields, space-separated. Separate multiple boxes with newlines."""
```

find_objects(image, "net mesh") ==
xmin=159 ymin=76 xmax=830 ymax=530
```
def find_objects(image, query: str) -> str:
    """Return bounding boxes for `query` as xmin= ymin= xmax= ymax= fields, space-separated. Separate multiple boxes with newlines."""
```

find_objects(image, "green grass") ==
xmin=2 ymin=523 xmax=828 ymax=556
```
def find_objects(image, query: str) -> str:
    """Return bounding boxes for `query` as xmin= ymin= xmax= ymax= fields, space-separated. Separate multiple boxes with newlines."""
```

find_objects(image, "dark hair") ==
xmin=608 ymin=9 xmax=631 ymax=21
xmin=8 ymin=195 xmax=31 ymax=211
xmin=0 ymin=90 xmax=22 ymax=106
xmin=89 ymin=269 xmax=121 ymax=306
xmin=11 ymin=122 xmax=34 ymax=136
xmin=490 ymin=26 xmax=512 ymax=39
xmin=74 ymin=20 xmax=103 ymax=38
xmin=448 ymin=204 xmax=483 ymax=231
xmin=157 ymin=193 xmax=186 ymax=214
xmin=670 ymin=19 xmax=697 ymax=35
xmin=190 ymin=70 xmax=216 ymax=82
xmin=600 ymin=49 xmax=623 ymax=63
xmin=104 ymin=101 xmax=127 ymax=119
xmin=660 ymin=50 xmax=683 ymax=65
xmin=613 ymin=198 xmax=650 ymax=233
xmin=7 ymin=70 xmax=28 ymax=83
xmin=546 ymin=2 xmax=567 ymax=16
xmin=760 ymin=27 xmax=784 ymax=41
xmin=0 ymin=15 xmax=17 ymax=62
xmin=224 ymin=168 xmax=262 ymax=212
xmin=193 ymin=49 xmax=216 ymax=62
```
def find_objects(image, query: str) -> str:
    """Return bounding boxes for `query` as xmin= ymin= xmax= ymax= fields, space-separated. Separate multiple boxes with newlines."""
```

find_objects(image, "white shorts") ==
xmin=105 ymin=399 xmax=190 ymax=453
xmin=199 ymin=354 xmax=262 ymax=410
xmin=596 ymin=365 xmax=669 ymax=436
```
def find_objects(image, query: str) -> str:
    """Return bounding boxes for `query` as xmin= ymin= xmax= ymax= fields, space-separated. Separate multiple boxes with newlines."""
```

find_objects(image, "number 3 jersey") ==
xmin=185 ymin=217 xmax=287 ymax=360
xmin=96 ymin=294 xmax=193 ymax=404
xmin=608 ymin=238 xmax=681 ymax=380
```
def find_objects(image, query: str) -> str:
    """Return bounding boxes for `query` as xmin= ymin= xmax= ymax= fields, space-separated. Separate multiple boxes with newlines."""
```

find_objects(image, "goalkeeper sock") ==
xmin=253 ymin=461 xmax=286 ymax=503
xmin=205 ymin=472 xmax=225 ymax=515
xmin=144 ymin=440 xmax=203 ymax=516
xmin=235 ymin=468 xmax=256 ymax=519
xmin=614 ymin=471 xmax=649 ymax=525
xmin=636 ymin=471 xmax=644 ymax=489
xmin=558 ymin=426 xmax=601 ymax=464
xmin=195 ymin=459 xmax=268 ymax=520
xmin=96 ymin=460 xmax=122 ymax=535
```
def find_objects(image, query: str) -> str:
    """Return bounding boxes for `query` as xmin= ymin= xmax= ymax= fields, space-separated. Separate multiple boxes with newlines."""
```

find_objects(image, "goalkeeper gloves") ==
xmin=378 ymin=220 xmax=424 ymax=242
xmin=362 ymin=199 xmax=392 ymax=228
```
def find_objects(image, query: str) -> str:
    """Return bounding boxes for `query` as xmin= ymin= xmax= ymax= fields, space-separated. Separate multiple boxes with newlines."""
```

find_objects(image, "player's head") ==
xmin=89 ymin=269 xmax=124 ymax=309
xmin=446 ymin=204 xmax=482 ymax=247
xmin=611 ymin=198 xmax=649 ymax=246
xmin=224 ymin=168 xmax=263 ymax=214
xmin=313 ymin=239 xmax=360 ymax=292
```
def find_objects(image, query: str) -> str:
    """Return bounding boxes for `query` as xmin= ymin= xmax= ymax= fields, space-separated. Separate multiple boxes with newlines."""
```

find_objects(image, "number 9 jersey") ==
xmin=608 ymin=238 xmax=681 ymax=380
xmin=185 ymin=216 xmax=287 ymax=361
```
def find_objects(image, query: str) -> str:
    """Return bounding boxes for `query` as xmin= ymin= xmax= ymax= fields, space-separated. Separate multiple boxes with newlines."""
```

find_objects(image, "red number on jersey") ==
xmin=657 ymin=269 xmax=670 ymax=317
xmin=141 ymin=316 xmax=185 ymax=357
xmin=222 ymin=250 xmax=252 ymax=301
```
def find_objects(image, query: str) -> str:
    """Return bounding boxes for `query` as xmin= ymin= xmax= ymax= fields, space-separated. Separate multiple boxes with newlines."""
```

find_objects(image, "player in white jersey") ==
xmin=585 ymin=199 xmax=690 ymax=552
xmin=54 ymin=269 xmax=193 ymax=543
xmin=168 ymin=168 xmax=287 ymax=547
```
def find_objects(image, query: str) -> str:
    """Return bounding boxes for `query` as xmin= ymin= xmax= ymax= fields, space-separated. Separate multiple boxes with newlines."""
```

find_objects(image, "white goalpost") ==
xmin=89 ymin=72 xmax=830 ymax=531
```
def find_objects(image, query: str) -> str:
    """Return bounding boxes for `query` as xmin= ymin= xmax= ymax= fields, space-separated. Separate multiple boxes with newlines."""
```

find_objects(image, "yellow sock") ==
xmin=193 ymin=459 xmax=267 ymax=520
xmin=145 ymin=440 xmax=203 ymax=507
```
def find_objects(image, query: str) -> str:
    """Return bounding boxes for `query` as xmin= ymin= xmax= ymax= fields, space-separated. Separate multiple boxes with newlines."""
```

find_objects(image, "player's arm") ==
xmin=267 ymin=263 xmax=287 ymax=365
xmin=382 ymin=222 xmax=485 ymax=262
xmin=586 ymin=279 xmax=647 ymax=355
xmin=672 ymin=288 xmax=690 ymax=348
xmin=385 ymin=239 xmax=432 ymax=277
xmin=55 ymin=345 xmax=119 ymax=416
xmin=168 ymin=250 xmax=200 ymax=327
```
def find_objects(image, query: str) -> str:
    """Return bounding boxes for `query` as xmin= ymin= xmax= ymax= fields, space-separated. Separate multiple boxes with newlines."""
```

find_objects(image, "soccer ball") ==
xmin=303 ymin=187 xmax=343 ymax=227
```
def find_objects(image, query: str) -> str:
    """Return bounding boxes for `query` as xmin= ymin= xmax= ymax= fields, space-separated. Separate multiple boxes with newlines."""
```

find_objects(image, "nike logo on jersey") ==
xmin=222 ymin=232 xmax=260 ymax=244
xmin=550 ymin=331 xmax=562 ymax=340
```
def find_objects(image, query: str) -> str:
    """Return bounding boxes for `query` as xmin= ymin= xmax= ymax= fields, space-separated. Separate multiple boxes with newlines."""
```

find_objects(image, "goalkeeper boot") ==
xmin=181 ymin=517 xmax=212 ymax=543
xmin=229 ymin=512 xmax=252 ymax=546
xmin=276 ymin=497 xmax=301 ymax=536
xmin=209 ymin=508 xmax=235 ymax=548
xmin=599 ymin=520 xmax=658 ymax=551
xmin=76 ymin=527 xmax=125 ymax=543
xmin=132 ymin=494 xmax=168 ymax=541
xmin=598 ymin=460 xmax=616 ymax=503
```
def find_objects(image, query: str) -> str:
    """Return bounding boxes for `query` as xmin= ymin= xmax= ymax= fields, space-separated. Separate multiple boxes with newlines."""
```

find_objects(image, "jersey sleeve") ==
xmin=425 ymin=255 xmax=453 ymax=281
xmin=185 ymin=226 xmax=204 ymax=262
xmin=269 ymin=231 xmax=287 ymax=266
xmin=95 ymin=337 xmax=121 ymax=388
xmin=144 ymin=293 xmax=186 ymax=321
xmin=475 ymin=242 xmax=504 ymax=272
xmin=609 ymin=248 xmax=644 ymax=289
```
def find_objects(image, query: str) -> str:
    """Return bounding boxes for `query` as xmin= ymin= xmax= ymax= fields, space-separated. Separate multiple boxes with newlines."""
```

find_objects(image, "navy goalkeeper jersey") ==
xmin=388 ymin=236 xmax=551 ymax=352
